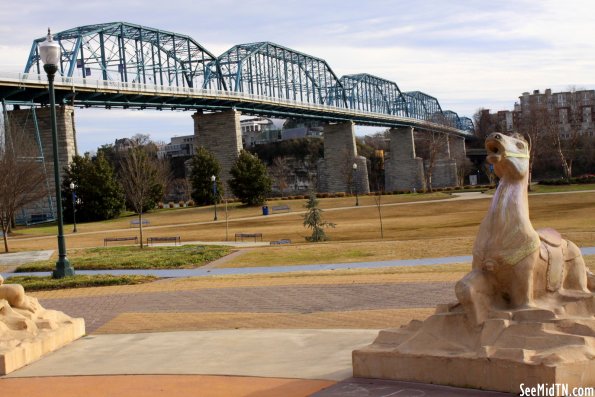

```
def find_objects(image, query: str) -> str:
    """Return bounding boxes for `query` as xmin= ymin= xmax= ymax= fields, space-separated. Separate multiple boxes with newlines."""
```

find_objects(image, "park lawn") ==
xmin=4 ymin=190 xmax=594 ymax=255
xmin=8 ymin=274 xmax=157 ymax=291
xmin=15 ymin=245 xmax=230 ymax=272
xmin=531 ymin=183 xmax=595 ymax=193
xmin=220 ymin=238 xmax=475 ymax=268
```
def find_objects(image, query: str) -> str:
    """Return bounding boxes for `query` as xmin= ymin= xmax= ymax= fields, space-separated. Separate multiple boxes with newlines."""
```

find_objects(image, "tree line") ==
xmin=0 ymin=131 xmax=274 ymax=252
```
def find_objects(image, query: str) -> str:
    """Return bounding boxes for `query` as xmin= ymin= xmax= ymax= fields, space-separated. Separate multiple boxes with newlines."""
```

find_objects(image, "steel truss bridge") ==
xmin=1 ymin=22 xmax=473 ymax=135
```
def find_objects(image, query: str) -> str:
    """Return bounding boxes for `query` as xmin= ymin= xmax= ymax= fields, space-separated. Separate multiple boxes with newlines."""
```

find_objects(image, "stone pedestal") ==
xmin=192 ymin=110 xmax=242 ymax=192
xmin=0 ymin=297 xmax=85 ymax=375
xmin=385 ymin=127 xmax=425 ymax=192
xmin=353 ymin=296 xmax=595 ymax=394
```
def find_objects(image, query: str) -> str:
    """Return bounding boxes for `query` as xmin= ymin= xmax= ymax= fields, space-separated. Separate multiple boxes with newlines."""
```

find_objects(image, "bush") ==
xmin=187 ymin=200 xmax=195 ymax=207
xmin=539 ymin=175 xmax=595 ymax=185
xmin=168 ymin=202 xmax=175 ymax=208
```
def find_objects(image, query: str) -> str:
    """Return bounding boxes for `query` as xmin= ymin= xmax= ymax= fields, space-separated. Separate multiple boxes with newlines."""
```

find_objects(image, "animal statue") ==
xmin=455 ymin=132 xmax=593 ymax=325
xmin=0 ymin=274 xmax=38 ymax=312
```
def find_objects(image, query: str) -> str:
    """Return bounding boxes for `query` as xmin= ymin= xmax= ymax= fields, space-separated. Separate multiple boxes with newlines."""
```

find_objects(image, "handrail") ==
xmin=0 ymin=71 xmax=471 ymax=135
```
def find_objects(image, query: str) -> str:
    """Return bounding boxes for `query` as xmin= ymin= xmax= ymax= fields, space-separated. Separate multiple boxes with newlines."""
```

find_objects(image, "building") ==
xmin=240 ymin=117 xmax=279 ymax=146
xmin=518 ymin=89 xmax=595 ymax=138
xmin=157 ymin=135 xmax=195 ymax=159
xmin=479 ymin=88 xmax=595 ymax=140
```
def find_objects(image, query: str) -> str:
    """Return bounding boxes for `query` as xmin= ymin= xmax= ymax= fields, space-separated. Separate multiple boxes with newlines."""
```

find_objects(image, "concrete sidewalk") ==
xmin=2 ymin=329 xmax=514 ymax=397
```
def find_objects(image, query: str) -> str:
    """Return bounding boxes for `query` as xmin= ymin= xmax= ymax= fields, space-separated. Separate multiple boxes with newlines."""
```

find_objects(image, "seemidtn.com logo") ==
xmin=520 ymin=383 xmax=595 ymax=397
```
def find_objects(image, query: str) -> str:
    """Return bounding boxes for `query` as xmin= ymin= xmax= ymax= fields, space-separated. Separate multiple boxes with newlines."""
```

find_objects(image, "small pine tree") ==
xmin=303 ymin=193 xmax=335 ymax=242
xmin=189 ymin=147 xmax=222 ymax=205
xmin=228 ymin=150 xmax=272 ymax=206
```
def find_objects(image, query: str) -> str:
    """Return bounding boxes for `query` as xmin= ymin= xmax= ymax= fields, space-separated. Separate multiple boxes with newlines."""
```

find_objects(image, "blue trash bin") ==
xmin=262 ymin=205 xmax=269 ymax=215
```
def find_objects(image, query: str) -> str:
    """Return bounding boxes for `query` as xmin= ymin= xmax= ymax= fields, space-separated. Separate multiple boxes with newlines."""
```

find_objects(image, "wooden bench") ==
xmin=104 ymin=236 xmax=138 ymax=246
xmin=130 ymin=219 xmax=150 ymax=227
xmin=270 ymin=239 xmax=291 ymax=245
xmin=147 ymin=236 xmax=181 ymax=246
xmin=235 ymin=233 xmax=263 ymax=242
xmin=271 ymin=205 xmax=291 ymax=213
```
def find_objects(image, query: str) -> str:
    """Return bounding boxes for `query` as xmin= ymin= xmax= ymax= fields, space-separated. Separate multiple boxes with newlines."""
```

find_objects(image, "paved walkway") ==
xmin=0 ymin=268 xmax=517 ymax=396
xmin=4 ymin=247 xmax=594 ymax=279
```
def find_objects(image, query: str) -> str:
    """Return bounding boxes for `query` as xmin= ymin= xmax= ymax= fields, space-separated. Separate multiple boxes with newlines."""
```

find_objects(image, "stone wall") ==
xmin=192 ymin=110 xmax=242 ymax=193
xmin=6 ymin=105 xmax=77 ymax=222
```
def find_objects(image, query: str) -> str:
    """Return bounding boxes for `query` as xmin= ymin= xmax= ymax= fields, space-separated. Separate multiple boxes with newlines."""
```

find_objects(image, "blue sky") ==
xmin=1 ymin=0 xmax=594 ymax=153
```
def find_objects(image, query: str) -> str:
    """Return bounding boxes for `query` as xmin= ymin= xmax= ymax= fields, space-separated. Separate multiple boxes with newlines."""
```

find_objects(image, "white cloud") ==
xmin=0 ymin=0 xmax=594 ymax=150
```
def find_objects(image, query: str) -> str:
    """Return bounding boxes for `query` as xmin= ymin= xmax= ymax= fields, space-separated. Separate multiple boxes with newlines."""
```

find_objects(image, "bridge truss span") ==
xmin=24 ymin=22 xmax=219 ymax=90
xmin=205 ymin=41 xmax=347 ymax=107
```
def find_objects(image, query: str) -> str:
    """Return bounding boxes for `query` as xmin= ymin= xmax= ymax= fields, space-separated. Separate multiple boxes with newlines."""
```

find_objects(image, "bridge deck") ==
xmin=0 ymin=73 xmax=470 ymax=136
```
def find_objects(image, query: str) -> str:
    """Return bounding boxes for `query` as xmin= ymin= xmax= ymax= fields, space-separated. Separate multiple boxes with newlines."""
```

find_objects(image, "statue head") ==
xmin=485 ymin=133 xmax=530 ymax=180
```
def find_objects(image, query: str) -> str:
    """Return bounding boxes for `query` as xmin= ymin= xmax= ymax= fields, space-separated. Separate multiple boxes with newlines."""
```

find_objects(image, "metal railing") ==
xmin=0 ymin=72 xmax=471 ymax=135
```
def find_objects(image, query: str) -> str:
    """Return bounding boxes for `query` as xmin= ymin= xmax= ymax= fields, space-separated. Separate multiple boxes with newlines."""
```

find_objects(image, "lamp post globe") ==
xmin=352 ymin=163 xmax=359 ymax=206
xmin=40 ymin=28 xmax=74 ymax=278
xmin=70 ymin=182 xmax=77 ymax=233
xmin=211 ymin=175 xmax=218 ymax=221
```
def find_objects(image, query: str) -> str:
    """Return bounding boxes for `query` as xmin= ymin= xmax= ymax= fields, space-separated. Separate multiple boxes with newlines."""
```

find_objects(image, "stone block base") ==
xmin=353 ymin=345 xmax=594 ymax=394
xmin=1 ymin=317 xmax=85 ymax=375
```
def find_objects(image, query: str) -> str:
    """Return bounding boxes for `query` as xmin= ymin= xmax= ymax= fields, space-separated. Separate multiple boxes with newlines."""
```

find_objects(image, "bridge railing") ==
xmin=0 ymin=72 xmax=472 ymax=135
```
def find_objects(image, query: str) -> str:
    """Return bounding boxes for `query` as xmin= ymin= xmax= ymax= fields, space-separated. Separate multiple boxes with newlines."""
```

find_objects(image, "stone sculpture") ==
xmin=353 ymin=133 xmax=595 ymax=393
xmin=0 ymin=274 xmax=85 ymax=375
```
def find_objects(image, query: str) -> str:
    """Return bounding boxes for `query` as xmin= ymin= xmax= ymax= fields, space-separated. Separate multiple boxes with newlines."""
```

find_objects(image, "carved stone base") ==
xmin=0 ymin=298 xmax=85 ymax=375
xmin=353 ymin=295 xmax=595 ymax=393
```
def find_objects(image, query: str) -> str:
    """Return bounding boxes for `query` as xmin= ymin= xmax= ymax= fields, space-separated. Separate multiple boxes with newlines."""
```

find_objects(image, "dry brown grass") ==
xmin=6 ymin=192 xmax=594 ymax=259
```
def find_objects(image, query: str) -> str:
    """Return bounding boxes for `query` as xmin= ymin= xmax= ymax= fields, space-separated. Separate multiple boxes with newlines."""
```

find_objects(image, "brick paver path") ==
xmin=39 ymin=281 xmax=455 ymax=333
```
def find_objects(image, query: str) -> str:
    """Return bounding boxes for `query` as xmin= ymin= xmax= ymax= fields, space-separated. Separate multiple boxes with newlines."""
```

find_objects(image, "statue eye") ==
xmin=516 ymin=142 xmax=525 ymax=150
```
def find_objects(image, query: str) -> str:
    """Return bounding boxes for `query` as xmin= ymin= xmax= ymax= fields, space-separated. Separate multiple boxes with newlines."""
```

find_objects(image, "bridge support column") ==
xmin=449 ymin=135 xmax=467 ymax=186
xmin=192 ymin=110 xmax=242 ymax=192
xmin=385 ymin=127 xmax=425 ymax=192
xmin=6 ymin=105 xmax=77 ymax=222
xmin=317 ymin=122 xmax=369 ymax=194
xmin=428 ymin=134 xmax=458 ymax=188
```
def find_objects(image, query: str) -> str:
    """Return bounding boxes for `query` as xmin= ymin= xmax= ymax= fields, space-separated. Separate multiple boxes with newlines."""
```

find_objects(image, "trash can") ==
xmin=262 ymin=205 xmax=269 ymax=216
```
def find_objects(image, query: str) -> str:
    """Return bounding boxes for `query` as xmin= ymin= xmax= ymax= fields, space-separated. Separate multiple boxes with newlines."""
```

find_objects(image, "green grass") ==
xmin=16 ymin=245 xmax=230 ymax=272
xmin=7 ymin=274 xmax=157 ymax=291
xmin=531 ymin=183 xmax=595 ymax=193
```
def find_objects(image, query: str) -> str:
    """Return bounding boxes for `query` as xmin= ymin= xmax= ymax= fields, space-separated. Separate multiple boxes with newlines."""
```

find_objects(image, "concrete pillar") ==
xmin=317 ymin=121 xmax=369 ymax=194
xmin=385 ymin=127 xmax=425 ymax=192
xmin=192 ymin=110 xmax=242 ymax=193
xmin=430 ymin=133 xmax=458 ymax=188
xmin=7 ymin=105 xmax=77 ymax=222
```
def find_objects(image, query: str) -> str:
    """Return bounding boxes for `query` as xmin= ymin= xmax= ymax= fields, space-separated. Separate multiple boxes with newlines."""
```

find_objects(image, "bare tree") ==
xmin=119 ymin=146 xmax=165 ymax=248
xmin=270 ymin=156 xmax=290 ymax=197
xmin=416 ymin=131 xmax=448 ymax=191
xmin=373 ymin=192 xmax=384 ymax=239
xmin=0 ymin=126 xmax=47 ymax=252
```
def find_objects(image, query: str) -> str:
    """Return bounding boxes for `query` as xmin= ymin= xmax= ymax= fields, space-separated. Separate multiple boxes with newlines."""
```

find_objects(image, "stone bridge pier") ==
xmin=6 ymin=105 xmax=77 ymax=221
xmin=317 ymin=121 xmax=369 ymax=194
xmin=192 ymin=110 xmax=242 ymax=193
xmin=385 ymin=127 xmax=425 ymax=192
xmin=427 ymin=133 xmax=458 ymax=188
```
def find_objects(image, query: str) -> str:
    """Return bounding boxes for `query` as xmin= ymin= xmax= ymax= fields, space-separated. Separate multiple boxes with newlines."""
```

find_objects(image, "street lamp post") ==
xmin=352 ymin=162 xmax=359 ymax=206
xmin=40 ymin=29 xmax=74 ymax=278
xmin=70 ymin=182 xmax=77 ymax=233
xmin=211 ymin=175 xmax=218 ymax=221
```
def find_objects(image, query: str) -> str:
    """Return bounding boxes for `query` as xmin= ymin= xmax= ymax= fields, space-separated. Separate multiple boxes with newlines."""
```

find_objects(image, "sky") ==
xmin=0 ymin=0 xmax=594 ymax=153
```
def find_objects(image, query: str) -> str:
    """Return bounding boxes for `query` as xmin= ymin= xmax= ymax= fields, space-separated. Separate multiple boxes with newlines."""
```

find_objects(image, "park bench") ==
xmin=270 ymin=239 xmax=291 ymax=245
xmin=235 ymin=232 xmax=263 ymax=242
xmin=271 ymin=205 xmax=291 ymax=213
xmin=130 ymin=219 xmax=150 ymax=227
xmin=104 ymin=236 xmax=138 ymax=246
xmin=147 ymin=236 xmax=181 ymax=246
